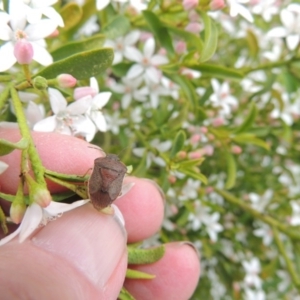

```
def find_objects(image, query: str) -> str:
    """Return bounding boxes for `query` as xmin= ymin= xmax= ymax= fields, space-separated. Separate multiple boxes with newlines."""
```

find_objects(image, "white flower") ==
xmin=267 ymin=4 xmax=300 ymax=51
xmin=105 ymin=111 xmax=128 ymax=134
xmin=242 ymin=257 xmax=262 ymax=289
xmin=105 ymin=30 xmax=140 ymax=65
xmin=0 ymin=1 xmax=57 ymax=71
xmin=226 ymin=0 xmax=253 ymax=23
xmin=133 ymin=139 xmax=172 ymax=167
xmin=179 ymin=178 xmax=201 ymax=201
xmin=96 ymin=0 xmax=149 ymax=12
xmin=125 ymin=38 xmax=169 ymax=84
xmin=244 ymin=288 xmax=265 ymax=300
xmin=188 ymin=202 xmax=211 ymax=231
xmin=77 ymin=15 xmax=100 ymax=37
xmin=82 ymin=78 xmax=111 ymax=134
xmin=251 ymin=0 xmax=278 ymax=22
xmin=0 ymin=200 xmax=89 ymax=246
xmin=21 ymin=0 xmax=64 ymax=27
xmin=253 ymin=222 xmax=273 ymax=246
xmin=209 ymin=79 xmax=238 ymax=117
xmin=109 ymin=76 xmax=148 ymax=109
xmin=33 ymin=88 xmax=93 ymax=139
xmin=202 ymin=212 xmax=223 ymax=242
xmin=248 ymin=189 xmax=273 ymax=213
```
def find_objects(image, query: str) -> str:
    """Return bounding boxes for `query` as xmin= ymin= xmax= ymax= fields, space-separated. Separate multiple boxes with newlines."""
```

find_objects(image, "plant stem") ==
xmin=215 ymin=188 xmax=300 ymax=240
xmin=10 ymin=87 xmax=46 ymax=187
xmin=273 ymin=226 xmax=300 ymax=292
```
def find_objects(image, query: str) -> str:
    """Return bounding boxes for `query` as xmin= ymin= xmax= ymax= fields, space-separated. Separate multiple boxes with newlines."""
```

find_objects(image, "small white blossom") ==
xmin=203 ymin=212 xmax=223 ymax=242
xmin=33 ymin=88 xmax=93 ymax=139
xmin=0 ymin=2 xmax=57 ymax=71
xmin=226 ymin=0 xmax=254 ymax=23
xmin=125 ymin=38 xmax=169 ymax=84
xmin=0 ymin=161 xmax=9 ymax=174
xmin=0 ymin=200 xmax=89 ymax=246
xmin=253 ymin=222 xmax=273 ymax=246
xmin=105 ymin=30 xmax=140 ymax=65
xmin=242 ymin=257 xmax=262 ymax=289
xmin=267 ymin=4 xmax=300 ymax=51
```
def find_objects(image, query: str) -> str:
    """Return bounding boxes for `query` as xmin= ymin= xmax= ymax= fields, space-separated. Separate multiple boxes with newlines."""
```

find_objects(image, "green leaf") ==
xmin=170 ymin=130 xmax=186 ymax=158
xmin=126 ymin=269 xmax=155 ymax=279
xmin=143 ymin=10 xmax=175 ymax=56
xmin=118 ymin=287 xmax=136 ymax=300
xmin=168 ymin=74 xmax=197 ymax=107
xmin=234 ymin=102 xmax=257 ymax=133
xmin=60 ymin=3 xmax=82 ymax=31
xmin=246 ymin=29 xmax=259 ymax=57
xmin=200 ymin=13 xmax=218 ymax=62
xmin=178 ymin=167 xmax=208 ymax=184
xmin=0 ymin=138 xmax=29 ymax=155
xmin=232 ymin=133 xmax=270 ymax=150
xmin=102 ymin=15 xmax=130 ymax=39
xmin=164 ymin=24 xmax=203 ymax=52
xmin=128 ymin=245 xmax=165 ymax=264
xmin=35 ymin=48 xmax=114 ymax=80
xmin=186 ymin=63 xmax=244 ymax=81
xmin=225 ymin=152 xmax=236 ymax=190
xmin=51 ymin=34 xmax=106 ymax=61
xmin=111 ymin=62 xmax=131 ymax=77
xmin=0 ymin=192 xmax=15 ymax=203
xmin=179 ymin=158 xmax=205 ymax=168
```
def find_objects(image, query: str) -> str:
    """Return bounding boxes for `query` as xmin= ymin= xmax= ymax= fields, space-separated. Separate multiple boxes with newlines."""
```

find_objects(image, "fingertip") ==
xmin=115 ymin=177 xmax=165 ymax=243
xmin=124 ymin=242 xmax=201 ymax=300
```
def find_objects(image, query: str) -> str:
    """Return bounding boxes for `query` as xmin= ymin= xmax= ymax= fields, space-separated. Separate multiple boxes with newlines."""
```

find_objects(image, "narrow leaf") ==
xmin=200 ymin=13 xmax=218 ymax=62
xmin=143 ymin=10 xmax=175 ymax=56
xmin=234 ymin=102 xmax=257 ymax=133
xmin=185 ymin=63 xmax=244 ymax=81
xmin=225 ymin=152 xmax=236 ymax=189
xmin=128 ymin=245 xmax=165 ymax=264
xmin=118 ymin=287 xmax=136 ymax=300
xmin=35 ymin=48 xmax=114 ymax=80
xmin=126 ymin=269 xmax=155 ymax=279
xmin=232 ymin=133 xmax=270 ymax=150
xmin=0 ymin=138 xmax=29 ymax=155
xmin=178 ymin=167 xmax=208 ymax=184
xmin=170 ymin=130 xmax=186 ymax=158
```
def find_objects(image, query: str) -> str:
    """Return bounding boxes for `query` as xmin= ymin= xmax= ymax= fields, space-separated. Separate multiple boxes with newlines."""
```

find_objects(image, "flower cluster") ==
xmin=0 ymin=0 xmax=300 ymax=298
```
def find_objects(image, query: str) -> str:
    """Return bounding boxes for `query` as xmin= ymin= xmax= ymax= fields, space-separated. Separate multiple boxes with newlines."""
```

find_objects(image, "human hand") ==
xmin=0 ymin=129 xmax=200 ymax=300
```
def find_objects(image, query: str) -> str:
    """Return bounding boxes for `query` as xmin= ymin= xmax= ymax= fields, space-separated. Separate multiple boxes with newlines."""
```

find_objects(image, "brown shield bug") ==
xmin=88 ymin=154 xmax=127 ymax=210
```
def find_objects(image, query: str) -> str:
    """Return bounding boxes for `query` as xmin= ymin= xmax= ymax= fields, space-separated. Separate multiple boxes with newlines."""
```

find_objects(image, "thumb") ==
xmin=0 ymin=203 xmax=127 ymax=300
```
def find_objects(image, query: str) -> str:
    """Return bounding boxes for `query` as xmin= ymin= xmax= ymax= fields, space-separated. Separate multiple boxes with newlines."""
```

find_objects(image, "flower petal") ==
xmin=0 ymin=42 xmax=16 ymax=72
xmin=126 ymin=64 xmax=144 ymax=79
xmin=33 ymin=115 xmax=57 ymax=132
xmin=41 ymin=7 xmax=64 ymax=27
xmin=45 ymin=200 xmax=89 ymax=215
xmin=25 ymin=19 xmax=58 ymax=40
xmin=31 ymin=42 xmax=53 ymax=66
xmin=48 ymin=88 xmax=67 ymax=113
xmin=143 ymin=38 xmax=155 ymax=58
xmin=0 ymin=161 xmax=9 ymax=174
xmin=92 ymin=92 xmax=111 ymax=108
xmin=124 ymin=46 xmax=143 ymax=63
xmin=19 ymin=203 xmax=44 ymax=243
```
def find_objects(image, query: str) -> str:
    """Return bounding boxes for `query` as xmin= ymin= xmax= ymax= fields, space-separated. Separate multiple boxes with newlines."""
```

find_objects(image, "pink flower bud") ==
xmin=57 ymin=74 xmax=77 ymax=88
xmin=200 ymin=126 xmax=208 ymax=134
xmin=210 ymin=0 xmax=225 ymax=10
xmin=190 ymin=133 xmax=201 ymax=145
xmin=232 ymin=145 xmax=242 ymax=154
xmin=204 ymin=145 xmax=214 ymax=156
xmin=175 ymin=41 xmax=187 ymax=54
xmin=177 ymin=151 xmax=187 ymax=159
xmin=185 ymin=22 xmax=202 ymax=33
xmin=188 ymin=150 xmax=203 ymax=159
xmin=74 ymin=87 xmax=97 ymax=100
xmin=183 ymin=0 xmax=198 ymax=11
xmin=33 ymin=188 xmax=52 ymax=208
xmin=14 ymin=40 xmax=33 ymax=64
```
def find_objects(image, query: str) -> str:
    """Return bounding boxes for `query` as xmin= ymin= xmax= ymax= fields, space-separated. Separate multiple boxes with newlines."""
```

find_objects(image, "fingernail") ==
xmin=31 ymin=204 xmax=127 ymax=288
xmin=179 ymin=241 xmax=201 ymax=259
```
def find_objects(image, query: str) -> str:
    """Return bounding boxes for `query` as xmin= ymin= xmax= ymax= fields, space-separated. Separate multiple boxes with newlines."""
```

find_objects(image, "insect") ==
xmin=88 ymin=154 xmax=127 ymax=210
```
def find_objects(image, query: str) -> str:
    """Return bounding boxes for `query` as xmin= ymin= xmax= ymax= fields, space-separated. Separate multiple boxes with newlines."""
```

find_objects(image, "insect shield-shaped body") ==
xmin=88 ymin=154 xmax=127 ymax=210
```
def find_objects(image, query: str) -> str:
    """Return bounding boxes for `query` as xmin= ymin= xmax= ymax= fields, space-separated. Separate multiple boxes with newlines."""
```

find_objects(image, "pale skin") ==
xmin=0 ymin=129 xmax=200 ymax=300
